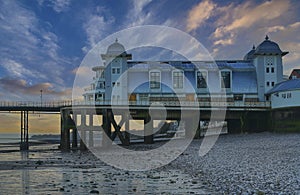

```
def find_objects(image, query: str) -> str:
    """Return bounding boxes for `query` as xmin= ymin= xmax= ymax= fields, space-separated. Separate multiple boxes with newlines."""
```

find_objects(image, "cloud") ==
xmin=1 ymin=59 xmax=46 ymax=79
xmin=125 ymin=0 xmax=153 ymax=27
xmin=81 ymin=6 xmax=115 ymax=53
xmin=0 ymin=77 xmax=71 ymax=100
xmin=262 ymin=21 xmax=300 ymax=74
xmin=71 ymin=66 xmax=93 ymax=76
xmin=38 ymin=0 xmax=72 ymax=13
xmin=186 ymin=0 xmax=216 ymax=32
xmin=0 ymin=1 xmax=71 ymax=88
xmin=212 ymin=0 xmax=290 ymax=46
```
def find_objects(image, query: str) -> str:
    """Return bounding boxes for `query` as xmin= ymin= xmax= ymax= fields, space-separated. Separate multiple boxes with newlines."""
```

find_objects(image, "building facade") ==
xmin=83 ymin=36 xmax=288 ymax=104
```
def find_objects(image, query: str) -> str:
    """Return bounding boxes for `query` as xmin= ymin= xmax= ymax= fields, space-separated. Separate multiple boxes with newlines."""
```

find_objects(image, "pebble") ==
xmin=169 ymin=132 xmax=300 ymax=194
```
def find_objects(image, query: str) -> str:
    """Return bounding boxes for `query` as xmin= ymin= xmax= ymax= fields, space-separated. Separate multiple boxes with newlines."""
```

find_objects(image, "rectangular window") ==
xmin=150 ymin=72 xmax=161 ymax=89
xmin=271 ymin=82 xmax=275 ymax=86
xmin=173 ymin=71 xmax=183 ymax=89
xmin=98 ymin=82 xmax=105 ymax=89
xmin=234 ymin=94 xmax=243 ymax=101
xmin=197 ymin=71 xmax=207 ymax=88
xmin=266 ymin=67 xmax=269 ymax=73
xmin=271 ymin=67 xmax=274 ymax=73
xmin=267 ymin=82 xmax=270 ymax=87
xmin=112 ymin=82 xmax=115 ymax=87
xmin=112 ymin=68 xmax=120 ymax=74
xmin=221 ymin=71 xmax=231 ymax=89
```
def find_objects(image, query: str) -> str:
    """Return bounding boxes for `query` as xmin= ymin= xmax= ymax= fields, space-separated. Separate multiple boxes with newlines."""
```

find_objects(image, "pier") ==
xmin=0 ymin=100 xmax=276 ymax=151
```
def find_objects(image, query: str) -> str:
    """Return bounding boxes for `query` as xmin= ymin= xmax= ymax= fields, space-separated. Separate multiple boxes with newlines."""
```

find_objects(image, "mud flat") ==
xmin=0 ymin=143 xmax=209 ymax=194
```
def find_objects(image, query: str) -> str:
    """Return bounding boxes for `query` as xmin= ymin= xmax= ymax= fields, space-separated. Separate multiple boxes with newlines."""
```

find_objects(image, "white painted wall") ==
xmin=271 ymin=89 xmax=300 ymax=109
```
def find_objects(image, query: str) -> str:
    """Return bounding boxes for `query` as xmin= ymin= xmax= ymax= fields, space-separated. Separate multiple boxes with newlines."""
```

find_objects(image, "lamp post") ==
xmin=40 ymin=89 xmax=43 ymax=107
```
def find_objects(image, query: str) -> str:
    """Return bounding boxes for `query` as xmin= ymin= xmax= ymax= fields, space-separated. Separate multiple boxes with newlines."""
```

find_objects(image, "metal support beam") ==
xmin=20 ymin=111 xmax=29 ymax=150
xmin=110 ymin=113 xmax=128 ymax=145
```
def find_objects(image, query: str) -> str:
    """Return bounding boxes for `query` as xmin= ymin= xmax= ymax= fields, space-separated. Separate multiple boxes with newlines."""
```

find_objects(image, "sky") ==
xmin=0 ymin=0 xmax=300 ymax=133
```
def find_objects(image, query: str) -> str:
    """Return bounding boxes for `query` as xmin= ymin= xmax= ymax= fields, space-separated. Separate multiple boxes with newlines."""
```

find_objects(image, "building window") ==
xmin=150 ymin=71 xmax=161 ymax=89
xmin=196 ymin=71 xmax=207 ymax=88
xmin=139 ymin=94 xmax=148 ymax=101
xmin=266 ymin=67 xmax=269 ymax=73
xmin=271 ymin=67 xmax=274 ymax=73
xmin=234 ymin=94 xmax=243 ymax=101
xmin=267 ymin=82 xmax=270 ymax=87
xmin=112 ymin=68 xmax=121 ymax=74
xmin=100 ymin=71 xmax=104 ymax=78
xmin=98 ymin=81 xmax=105 ymax=89
xmin=112 ymin=82 xmax=115 ymax=87
xmin=173 ymin=70 xmax=184 ymax=89
xmin=271 ymin=82 xmax=275 ymax=86
xmin=221 ymin=71 xmax=231 ymax=89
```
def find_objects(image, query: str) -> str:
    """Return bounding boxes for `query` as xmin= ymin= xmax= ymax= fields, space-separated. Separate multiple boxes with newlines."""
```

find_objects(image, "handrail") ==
xmin=0 ymin=100 xmax=271 ymax=108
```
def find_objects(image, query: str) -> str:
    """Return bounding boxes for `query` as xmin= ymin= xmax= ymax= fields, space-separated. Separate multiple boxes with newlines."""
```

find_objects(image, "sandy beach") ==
xmin=0 ymin=132 xmax=299 ymax=194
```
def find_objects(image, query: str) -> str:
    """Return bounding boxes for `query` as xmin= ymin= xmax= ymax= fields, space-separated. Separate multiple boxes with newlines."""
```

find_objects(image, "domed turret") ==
xmin=254 ymin=35 xmax=287 ymax=56
xmin=106 ymin=38 xmax=126 ymax=55
xmin=244 ymin=45 xmax=256 ymax=60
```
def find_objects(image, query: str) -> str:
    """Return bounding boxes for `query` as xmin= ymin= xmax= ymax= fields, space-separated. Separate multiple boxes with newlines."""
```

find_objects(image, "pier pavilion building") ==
xmin=83 ymin=36 xmax=289 ymax=104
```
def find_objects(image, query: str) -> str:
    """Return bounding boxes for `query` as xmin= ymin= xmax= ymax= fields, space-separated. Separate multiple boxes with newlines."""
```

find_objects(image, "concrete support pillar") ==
xmin=185 ymin=111 xmax=199 ymax=139
xmin=144 ymin=115 xmax=153 ymax=144
xmin=80 ymin=110 xmax=87 ymax=150
xmin=60 ymin=110 xmax=70 ymax=150
xmin=89 ymin=114 xmax=94 ymax=147
xmin=72 ymin=113 xmax=78 ymax=148
xmin=185 ymin=119 xmax=194 ymax=139
xmin=102 ymin=109 xmax=112 ymax=148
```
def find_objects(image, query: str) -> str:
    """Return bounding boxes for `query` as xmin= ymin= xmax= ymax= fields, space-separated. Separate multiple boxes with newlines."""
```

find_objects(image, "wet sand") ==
xmin=0 ymin=143 xmax=208 ymax=194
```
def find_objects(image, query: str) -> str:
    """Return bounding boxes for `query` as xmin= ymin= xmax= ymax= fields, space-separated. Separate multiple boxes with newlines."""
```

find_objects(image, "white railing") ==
xmin=0 ymin=100 xmax=271 ymax=108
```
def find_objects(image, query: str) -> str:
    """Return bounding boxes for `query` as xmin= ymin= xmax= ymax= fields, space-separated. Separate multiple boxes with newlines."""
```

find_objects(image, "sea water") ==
xmin=0 ymin=133 xmax=21 ymax=144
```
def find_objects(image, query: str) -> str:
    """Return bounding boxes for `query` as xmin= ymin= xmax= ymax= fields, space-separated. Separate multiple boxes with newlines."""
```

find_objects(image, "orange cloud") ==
xmin=0 ymin=78 xmax=72 ymax=99
xmin=186 ymin=0 xmax=216 ymax=32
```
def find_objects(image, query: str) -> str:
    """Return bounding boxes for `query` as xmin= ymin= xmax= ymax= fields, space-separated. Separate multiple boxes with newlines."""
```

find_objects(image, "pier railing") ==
xmin=0 ymin=100 xmax=271 ymax=109
xmin=0 ymin=101 xmax=73 ymax=108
